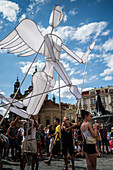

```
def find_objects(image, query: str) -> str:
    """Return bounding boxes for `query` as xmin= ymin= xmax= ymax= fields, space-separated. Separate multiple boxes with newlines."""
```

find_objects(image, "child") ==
xmin=109 ymin=137 xmax=113 ymax=153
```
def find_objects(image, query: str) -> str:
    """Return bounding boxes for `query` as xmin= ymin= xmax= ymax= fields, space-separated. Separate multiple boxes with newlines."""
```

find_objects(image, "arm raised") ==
xmin=62 ymin=41 xmax=95 ymax=64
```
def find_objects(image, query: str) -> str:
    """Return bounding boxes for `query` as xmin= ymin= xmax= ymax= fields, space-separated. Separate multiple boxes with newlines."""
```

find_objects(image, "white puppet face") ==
xmin=49 ymin=5 xmax=63 ymax=28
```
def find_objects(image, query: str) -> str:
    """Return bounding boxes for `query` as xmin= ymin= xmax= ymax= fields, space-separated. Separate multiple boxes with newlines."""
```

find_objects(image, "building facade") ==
xmin=79 ymin=86 xmax=113 ymax=114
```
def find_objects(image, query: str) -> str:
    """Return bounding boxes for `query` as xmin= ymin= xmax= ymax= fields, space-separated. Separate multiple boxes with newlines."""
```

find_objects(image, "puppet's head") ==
xmin=49 ymin=5 xmax=63 ymax=28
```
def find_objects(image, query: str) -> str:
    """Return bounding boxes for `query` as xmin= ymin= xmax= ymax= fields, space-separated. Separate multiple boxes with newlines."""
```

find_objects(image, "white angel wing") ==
xmin=1 ymin=101 xmax=29 ymax=119
xmin=0 ymin=19 xmax=44 ymax=57
xmin=0 ymin=93 xmax=24 ymax=108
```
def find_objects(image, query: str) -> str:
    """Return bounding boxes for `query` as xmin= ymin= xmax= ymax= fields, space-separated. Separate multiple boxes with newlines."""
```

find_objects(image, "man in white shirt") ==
xmin=16 ymin=116 xmax=39 ymax=170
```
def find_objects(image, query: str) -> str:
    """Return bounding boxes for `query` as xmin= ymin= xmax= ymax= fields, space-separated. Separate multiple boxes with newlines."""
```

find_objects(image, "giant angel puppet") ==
xmin=0 ymin=5 xmax=95 ymax=119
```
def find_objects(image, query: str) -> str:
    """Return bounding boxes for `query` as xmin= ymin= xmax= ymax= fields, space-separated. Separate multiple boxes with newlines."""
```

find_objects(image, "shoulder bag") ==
xmin=86 ymin=124 xmax=96 ymax=144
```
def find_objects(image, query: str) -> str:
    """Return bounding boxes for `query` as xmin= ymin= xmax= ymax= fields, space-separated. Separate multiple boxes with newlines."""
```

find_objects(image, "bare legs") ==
xmin=64 ymin=155 xmax=75 ymax=170
xmin=64 ymin=155 xmax=68 ymax=169
xmin=85 ymin=152 xmax=97 ymax=170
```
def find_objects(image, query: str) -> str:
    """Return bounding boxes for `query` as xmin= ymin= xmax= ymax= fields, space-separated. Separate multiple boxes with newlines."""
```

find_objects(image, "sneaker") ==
xmin=6 ymin=157 xmax=9 ymax=161
xmin=44 ymin=160 xmax=51 ymax=165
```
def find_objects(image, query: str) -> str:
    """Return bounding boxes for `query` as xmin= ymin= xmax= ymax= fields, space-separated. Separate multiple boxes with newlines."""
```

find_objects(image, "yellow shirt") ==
xmin=55 ymin=125 xmax=61 ymax=141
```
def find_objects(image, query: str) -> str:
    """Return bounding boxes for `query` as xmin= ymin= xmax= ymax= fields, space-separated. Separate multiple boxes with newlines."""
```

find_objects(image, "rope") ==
xmin=77 ymin=56 xmax=89 ymax=114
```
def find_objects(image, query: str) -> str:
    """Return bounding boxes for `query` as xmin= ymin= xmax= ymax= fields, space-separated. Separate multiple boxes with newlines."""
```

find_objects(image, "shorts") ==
xmin=21 ymin=139 xmax=37 ymax=154
xmin=83 ymin=141 xmax=96 ymax=154
xmin=49 ymin=137 xmax=54 ymax=153
xmin=62 ymin=141 xmax=74 ymax=156
xmin=8 ymin=139 xmax=15 ymax=149
xmin=52 ymin=140 xmax=60 ymax=155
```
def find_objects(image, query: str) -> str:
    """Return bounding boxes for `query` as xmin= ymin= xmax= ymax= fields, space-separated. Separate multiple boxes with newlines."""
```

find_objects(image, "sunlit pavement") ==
xmin=2 ymin=153 xmax=113 ymax=170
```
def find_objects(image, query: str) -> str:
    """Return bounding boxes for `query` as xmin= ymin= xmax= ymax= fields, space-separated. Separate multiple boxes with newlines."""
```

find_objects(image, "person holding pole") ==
xmin=61 ymin=115 xmax=79 ymax=170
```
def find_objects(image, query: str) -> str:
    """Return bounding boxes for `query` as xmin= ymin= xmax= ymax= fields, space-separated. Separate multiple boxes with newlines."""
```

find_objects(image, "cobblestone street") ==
xmin=2 ymin=153 xmax=113 ymax=170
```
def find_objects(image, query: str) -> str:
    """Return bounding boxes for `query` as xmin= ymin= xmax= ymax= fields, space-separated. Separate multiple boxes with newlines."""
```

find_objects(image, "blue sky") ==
xmin=0 ymin=0 xmax=113 ymax=115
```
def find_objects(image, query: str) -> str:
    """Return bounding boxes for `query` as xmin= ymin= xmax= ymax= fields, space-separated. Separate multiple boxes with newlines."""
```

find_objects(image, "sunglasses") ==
xmin=64 ymin=119 xmax=69 ymax=121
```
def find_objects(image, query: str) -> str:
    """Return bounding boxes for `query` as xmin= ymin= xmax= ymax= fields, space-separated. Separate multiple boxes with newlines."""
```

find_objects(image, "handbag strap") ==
xmin=86 ymin=123 xmax=89 ymax=137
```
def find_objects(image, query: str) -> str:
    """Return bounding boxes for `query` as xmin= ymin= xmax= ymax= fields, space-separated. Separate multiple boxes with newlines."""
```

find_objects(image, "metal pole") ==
xmin=77 ymin=55 xmax=89 ymax=117
xmin=58 ymin=75 xmax=62 ymax=152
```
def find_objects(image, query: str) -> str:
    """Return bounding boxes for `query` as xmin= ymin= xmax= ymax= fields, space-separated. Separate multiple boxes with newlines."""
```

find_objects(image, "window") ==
xmin=101 ymin=89 xmax=105 ymax=94
xmin=69 ymin=112 xmax=73 ymax=115
xmin=109 ymin=89 xmax=113 ymax=93
xmin=71 ymin=116 xmax=73 ymax=120
xmin=91 ymin=108 xmax=95 ymax=112
xmin=91 ymin=99 xmax=93 ymax=105
xmin=90 ymin=91 xmax=95 ymax=95
xmin=38 ymin=117 xmax=40 ymax=124
xmin=102 ymin=98 xmax=105 ymax=103
xmin=83 ymin=99 xmax=87 ymax=105
xmin=94 ymin=99 xmax=96 ymax=104
xmin=112 ymin=106 xmax=113 ymax=112
xmin=46 ymin=119 xmax=50 ymax=126
xmin=73 ymin=105 xmax=75 ymax=109
xmin=111 ymin=97 xmax=113 ymax=102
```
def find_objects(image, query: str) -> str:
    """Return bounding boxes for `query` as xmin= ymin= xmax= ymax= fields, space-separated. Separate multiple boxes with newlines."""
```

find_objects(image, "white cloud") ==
xmin=60 ymin=60 xmax=70 ymax=72
xmin=27 ymin=3 xmax=34 ymax=11
xmin=19 ymin=61 xmax=45 ymax=75
xmin=38 ymin=24 xmax=52 ymax=35
xmin=60 ymin=52 xmax=77 ymax=64
xmin=52 ymin=78 xmax=83 ymax=99
xmin=69 ymin=69 xmax=75 ymax=76
xmin=102 ymin=76 xmax=113 ymax=81
xmin=0 ymin=107 xmax=7 ymax=116
xmin=69 ymin=9 xmax=78 ymax=16
xmin=82 ymin=87 xmax=93 ymax=92
xmin=60 ymin=59 xmax=80 ymax=76
xmin=71 ymin=78 xmax=86 ymax=85
xmin=102 ymin=37 xmax=113 ymax=52
xmin=89 ymin=75 xmax=98 ymax=81
xmin=79 ymin=22 xmax=84 ymax=26
xmin=101 ymin=30 xmax=110 ymax=36
xmin=19 ymin=14 xmax=26 ymax=22
xmin=35 ymin=0 xmax=45 ymax=2
xmin=0 ymin=49 xmax=7 ymax=53
xmin=100 ymin=54 xmax=113 ymax=77
xmin=38 ymin=21 xmax=108 ymax=43
xmin=100 ymin=68 xmax=113 ymax=77
xmin=73 ymin=70 xmax=81 ymax=75
xmin=70 ymin=0 xmax=76 ymax=2
xmin=94 ymin=44 xmax=102 ymax=51
xmin=81 ymin=71 xmax=87 ymax=76
xmin=0 ymin=90 xmax=5 ymax=95
xmin=72 ymin=21 xmax=108 ymax=43
xmin=63 ymin=12 xmax=68 ymax=22
xmin=0 ymin=0 xmax=19 ymax=22
xmin=0 ymin=90 xmax=6 ymax=116
xmin=54 ymin=26 xmax=75 ymax=42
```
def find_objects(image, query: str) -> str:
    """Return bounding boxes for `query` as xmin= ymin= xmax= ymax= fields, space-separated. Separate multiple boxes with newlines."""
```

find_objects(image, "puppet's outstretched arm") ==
xmin=62 ymin=41 xmax=95 ymax=63
xmin=54 ymin=61 xmax=81 ymax=99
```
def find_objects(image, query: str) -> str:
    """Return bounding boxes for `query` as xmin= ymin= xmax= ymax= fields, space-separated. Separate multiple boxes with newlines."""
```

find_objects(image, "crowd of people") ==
xmin=0 ymin=111 xmax=113 ymax=170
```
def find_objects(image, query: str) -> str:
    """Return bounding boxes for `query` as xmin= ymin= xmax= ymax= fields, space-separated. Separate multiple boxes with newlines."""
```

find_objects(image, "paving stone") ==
xmin=2 ymin=154 xmax=113 ymax=170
